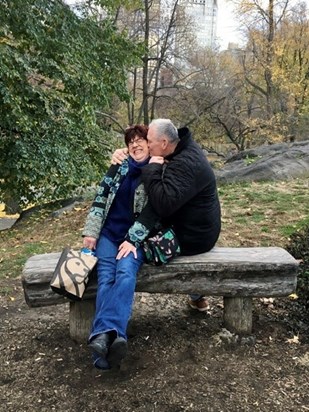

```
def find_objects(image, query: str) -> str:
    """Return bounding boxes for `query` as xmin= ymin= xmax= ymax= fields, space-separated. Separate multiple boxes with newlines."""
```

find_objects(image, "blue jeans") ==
xmin=190 ymin=294 xmax=204 ymax=301
xmin=89 ymin=236 xmax=144 ymax=342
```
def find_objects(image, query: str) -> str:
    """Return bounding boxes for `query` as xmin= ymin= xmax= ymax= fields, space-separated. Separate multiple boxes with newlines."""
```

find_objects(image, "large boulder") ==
xmin=215 ymin=140 xmax=309 ymax=184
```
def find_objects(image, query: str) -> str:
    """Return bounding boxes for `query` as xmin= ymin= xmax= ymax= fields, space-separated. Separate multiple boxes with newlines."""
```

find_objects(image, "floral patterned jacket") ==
xmin=82 ymin=158 xmax=159 ymax=248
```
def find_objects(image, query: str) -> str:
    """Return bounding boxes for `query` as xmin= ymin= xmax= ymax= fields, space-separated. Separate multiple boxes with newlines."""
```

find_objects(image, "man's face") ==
xmin=147 ymin=125 xmax=165 ymax=157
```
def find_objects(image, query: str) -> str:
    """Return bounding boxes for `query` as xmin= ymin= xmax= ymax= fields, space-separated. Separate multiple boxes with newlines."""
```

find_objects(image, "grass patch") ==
xmin=0 ymin=285 xmax=14 ymax=296
xmin=218 ymin=178 xmax=309 ymax=247
xmin=0 ymin=242 xmax=51 ymax=278
xmin=0 ymin=202 xmax=88 ymax=280
xmin=261 ymin=227 xmax=270 ymax=233
xmin=243 ymin=155 xmax=262 ymax=165
xmin=280 ymin=215 xmax=309 ymax=237
xmin=251 ymin=212 xmax=265 ymax=223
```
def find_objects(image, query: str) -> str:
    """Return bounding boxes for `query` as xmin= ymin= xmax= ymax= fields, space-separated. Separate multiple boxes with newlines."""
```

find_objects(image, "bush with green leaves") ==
xmin=0 ymin=0 xmax=141 ymax=210
xmin=286 ymin=224 xmax=309 ymax=301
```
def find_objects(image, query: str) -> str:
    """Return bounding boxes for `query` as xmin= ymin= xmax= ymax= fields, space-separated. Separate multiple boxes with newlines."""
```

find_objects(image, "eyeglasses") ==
xmin=128 ymin=137 xmax=145 ymax=147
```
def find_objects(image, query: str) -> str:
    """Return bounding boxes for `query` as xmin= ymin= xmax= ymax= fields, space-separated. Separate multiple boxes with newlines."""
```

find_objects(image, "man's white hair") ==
xmin=150 ymin=119 xmax=179 ymax=144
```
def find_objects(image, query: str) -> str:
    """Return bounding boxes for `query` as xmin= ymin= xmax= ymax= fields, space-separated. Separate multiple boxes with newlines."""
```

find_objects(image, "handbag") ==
xmin=50 ymin=247 xmax=97 ymax=300
xmin=143 ymin=228 xmax=181 ymax=266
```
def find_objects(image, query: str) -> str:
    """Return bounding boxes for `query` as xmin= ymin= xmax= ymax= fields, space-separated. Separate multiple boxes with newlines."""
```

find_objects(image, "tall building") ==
xmin=183 ymin=0 xmax=218 ymax=48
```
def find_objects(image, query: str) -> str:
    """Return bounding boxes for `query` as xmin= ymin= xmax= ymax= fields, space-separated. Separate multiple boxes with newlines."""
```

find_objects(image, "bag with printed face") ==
xmin=50 ymin=247 xmax=97 ymax=300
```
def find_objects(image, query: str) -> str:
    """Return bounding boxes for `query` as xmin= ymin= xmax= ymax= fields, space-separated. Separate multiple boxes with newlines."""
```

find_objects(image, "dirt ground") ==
xmin=0 ymin=278 xmax=308 ymax=412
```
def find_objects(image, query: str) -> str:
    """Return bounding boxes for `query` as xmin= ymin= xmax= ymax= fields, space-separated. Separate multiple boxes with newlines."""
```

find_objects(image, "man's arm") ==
xmin=111 ymin=148 xmax=128 ymax=165
xmin=141 ymin=159 xmax=201 ymax=218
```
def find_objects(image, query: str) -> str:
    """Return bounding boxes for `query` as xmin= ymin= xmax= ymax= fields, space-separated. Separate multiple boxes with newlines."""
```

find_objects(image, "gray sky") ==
xmin=217 ymin=0 xmax=242 ymax=49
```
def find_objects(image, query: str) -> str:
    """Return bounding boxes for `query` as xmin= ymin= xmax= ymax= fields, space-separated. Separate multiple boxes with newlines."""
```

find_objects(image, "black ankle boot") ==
xmin=88 ymin=333 xmax=111 ymax=356
xmin=107 ymin=337 xmax=128 ymax=369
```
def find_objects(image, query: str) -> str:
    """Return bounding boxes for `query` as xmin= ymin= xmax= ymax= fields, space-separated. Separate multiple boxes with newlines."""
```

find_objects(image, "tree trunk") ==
xmin=265 ymin=0 xmax=275 ymax=119
xmin=142 ymin=0 xmax=150 ymax=125
xmin=3 ymin=195 xmax=22 ymax=215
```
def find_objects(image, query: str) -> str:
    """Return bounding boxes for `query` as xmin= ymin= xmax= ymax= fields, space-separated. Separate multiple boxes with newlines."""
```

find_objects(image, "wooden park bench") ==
xmin=22 ymin=247 xmax=299 ymax=343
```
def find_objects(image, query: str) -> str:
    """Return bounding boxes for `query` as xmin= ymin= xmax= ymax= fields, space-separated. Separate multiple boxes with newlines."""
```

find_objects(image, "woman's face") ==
xmin=128 ymin=136 xmax=149 ymax=162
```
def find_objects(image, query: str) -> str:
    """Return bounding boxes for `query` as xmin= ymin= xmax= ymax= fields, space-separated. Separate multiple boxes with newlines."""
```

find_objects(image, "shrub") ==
xmin=286 ymin=224 xmax=309 ymax=304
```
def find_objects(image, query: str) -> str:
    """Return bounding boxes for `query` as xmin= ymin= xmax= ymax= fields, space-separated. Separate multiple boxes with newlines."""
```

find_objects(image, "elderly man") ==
xmin=113 ymin=119 xmax=221 ymax=311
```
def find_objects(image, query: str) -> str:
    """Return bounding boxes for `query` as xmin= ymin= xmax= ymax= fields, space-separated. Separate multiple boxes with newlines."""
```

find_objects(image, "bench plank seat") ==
xmin=22 ymin=247 xmax=299 ymax=341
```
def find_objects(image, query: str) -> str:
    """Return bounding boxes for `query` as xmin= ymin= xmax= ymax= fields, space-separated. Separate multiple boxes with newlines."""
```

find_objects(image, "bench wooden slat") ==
xmin=22 ymin=247 xmax=298 ymax=308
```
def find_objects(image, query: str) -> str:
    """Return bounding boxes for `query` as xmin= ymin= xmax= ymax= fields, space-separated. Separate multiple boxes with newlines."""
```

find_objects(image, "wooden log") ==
xmin=223 ymin=297 xmax=253 ymax=334
xmin=22 ymin=247 xmax=299 ymax=308
xmin=69 ymin=300 xmax=95 ymax=343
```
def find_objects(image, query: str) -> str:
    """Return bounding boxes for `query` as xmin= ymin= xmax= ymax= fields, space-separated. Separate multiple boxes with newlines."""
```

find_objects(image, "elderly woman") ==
xmin=82 ymin=125 xmax=158 ymax=370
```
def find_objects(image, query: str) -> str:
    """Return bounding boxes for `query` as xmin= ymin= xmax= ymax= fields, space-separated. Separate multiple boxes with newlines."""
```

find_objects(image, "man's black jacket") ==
xmin=141 ymin=127 xmax=221 ymax=255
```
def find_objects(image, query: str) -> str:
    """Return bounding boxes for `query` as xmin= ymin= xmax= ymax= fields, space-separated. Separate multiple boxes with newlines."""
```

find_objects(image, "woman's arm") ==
xmin=124 ymin=201 xmax=160 ymax=248
xmin=83 ymin=236 xmax=97 ymax=250
xmin=82 ymin=164 xmax=122 ymax=240
xmin=117 ymin=202 xmax=160 ymax=260
xmin=116 ymin=241 xmax=137 ymax=260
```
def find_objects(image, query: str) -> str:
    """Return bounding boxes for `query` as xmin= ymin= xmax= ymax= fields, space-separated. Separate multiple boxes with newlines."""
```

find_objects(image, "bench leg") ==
xmin=69 ymin=300 xmax=95 ymax=343
xmin=223 ymin=297 xmax=252 ymax=335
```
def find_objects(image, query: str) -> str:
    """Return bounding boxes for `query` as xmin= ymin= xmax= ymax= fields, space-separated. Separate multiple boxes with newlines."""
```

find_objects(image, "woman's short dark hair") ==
xmin=124 ymin=125 xmax=148 ymax=146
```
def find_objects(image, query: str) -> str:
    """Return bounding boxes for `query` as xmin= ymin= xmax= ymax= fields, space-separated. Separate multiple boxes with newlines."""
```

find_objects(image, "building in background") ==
xmin=66 ymin=0 xmax=218 ymax=49
xmin=181 ymin=0 xmax=218 ymax=49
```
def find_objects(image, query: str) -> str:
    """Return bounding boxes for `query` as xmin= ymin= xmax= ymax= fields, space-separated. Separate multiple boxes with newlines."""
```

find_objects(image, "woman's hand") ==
xmin=111 ymin=148 xmax=129 ymax=165
xmin=83 ymin=236 xmax=97 ymax=250
xmin=116 ymin=241 xmax=137 ymax=260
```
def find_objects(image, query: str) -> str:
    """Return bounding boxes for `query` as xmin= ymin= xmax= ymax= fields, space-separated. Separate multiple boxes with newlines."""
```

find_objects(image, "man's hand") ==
xmin=83 ymin=236 xmax=97 ymax=250
xmin=111 ymin=148 xmax=129 ymax=165
xmin=116 ymin=241 xmax=137 ymax=260
xmin=149 ymin=156 xmax=165 ymax=164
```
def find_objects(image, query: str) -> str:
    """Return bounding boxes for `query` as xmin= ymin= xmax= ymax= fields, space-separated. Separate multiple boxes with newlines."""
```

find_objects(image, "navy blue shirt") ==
xmin=101 ymin=157 xmax=149 ymax=243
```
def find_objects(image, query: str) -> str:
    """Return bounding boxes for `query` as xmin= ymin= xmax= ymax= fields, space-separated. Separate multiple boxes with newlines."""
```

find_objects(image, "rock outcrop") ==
xmin=215 ymin=140 xmax=309 ymax=184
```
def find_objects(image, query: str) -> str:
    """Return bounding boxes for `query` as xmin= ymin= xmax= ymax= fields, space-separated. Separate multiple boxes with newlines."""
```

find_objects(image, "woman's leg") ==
xmin=89 ymin=236 xmax=118 ymax=341
xmin=89 ymin=237 xmax=144 ymax=341
xmin=102 ymin=247 xmax=144 ymax=339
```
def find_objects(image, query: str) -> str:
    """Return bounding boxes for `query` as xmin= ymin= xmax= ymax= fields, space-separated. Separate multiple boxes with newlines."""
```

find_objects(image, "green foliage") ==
xmin=286 ymin=224 xmax=309 ymax=301
xmin=92 ymin=0 xmax=143 ymax=11
xmin=244 ymin=155 xmax=262 ymax=166
xmin=0 ymin=0 xmax=141 ymax=207
xmin=280 ymin=215 xmax=309 ymax=237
